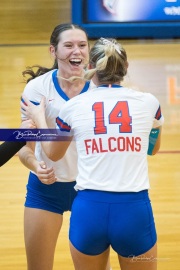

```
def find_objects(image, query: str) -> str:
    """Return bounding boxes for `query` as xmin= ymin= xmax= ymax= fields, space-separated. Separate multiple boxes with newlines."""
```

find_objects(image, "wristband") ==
xmin=147 ymin=128 xmax=160 ymax=155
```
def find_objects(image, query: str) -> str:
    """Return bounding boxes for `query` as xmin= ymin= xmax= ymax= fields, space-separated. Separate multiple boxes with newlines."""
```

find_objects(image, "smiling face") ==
xmin=51 ymin=29 xmax=89 ymax=78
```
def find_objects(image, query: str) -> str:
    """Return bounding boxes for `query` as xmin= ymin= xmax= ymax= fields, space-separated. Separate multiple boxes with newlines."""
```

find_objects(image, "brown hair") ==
xmin=22 ymin=23 xmax=88 ymax=83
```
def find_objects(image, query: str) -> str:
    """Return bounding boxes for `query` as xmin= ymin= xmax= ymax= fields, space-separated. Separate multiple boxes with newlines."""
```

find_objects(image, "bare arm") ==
xmin=42 ymin=141 xmax=72 ymax=162
xmin=18 ymin=140 xmax=57 ymax=184
xmin=18 ymin=141 xmax=38 ymax=171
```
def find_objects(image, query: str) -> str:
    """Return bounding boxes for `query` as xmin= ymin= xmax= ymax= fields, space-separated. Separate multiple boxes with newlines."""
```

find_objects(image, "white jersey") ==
xmin=57 ymin=85 xmax=164 ymax=191
xmin=22 ymin=69 xmax=90 ymax=182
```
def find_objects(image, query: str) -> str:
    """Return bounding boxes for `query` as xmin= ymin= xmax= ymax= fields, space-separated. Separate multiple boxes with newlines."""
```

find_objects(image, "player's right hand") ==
xmin=36 ymin=161 xmax=57 ymax=185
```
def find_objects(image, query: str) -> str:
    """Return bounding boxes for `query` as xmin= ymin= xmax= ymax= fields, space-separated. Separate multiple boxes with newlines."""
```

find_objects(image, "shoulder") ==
xmin=134 ymin=90 xmax=163 ymax=119
xmin=26 ymin=69 xmax=55 ymax=86
xmin=143 ymin=92 xmax=161 ymax=108
xmin=143 ymin=92 xmax=159 ymax=101
xmin=23 ymin=70 xmax=56 ymax=98
xmin=127 ymin=87 xmax=160 ymax=104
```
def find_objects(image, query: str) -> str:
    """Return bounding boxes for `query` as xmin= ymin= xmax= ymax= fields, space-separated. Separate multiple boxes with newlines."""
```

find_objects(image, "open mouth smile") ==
xmin=69 ymin=58 xmax=83 ymax=66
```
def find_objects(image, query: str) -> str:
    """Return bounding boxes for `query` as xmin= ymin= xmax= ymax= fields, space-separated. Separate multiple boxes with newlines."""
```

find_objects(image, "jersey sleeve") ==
xmin=153 ymin=105 xmax=164 ymax=128
xmin=148 ymin=93 xmax=164 ymax=128
xmin=55 ymin=100 xmax=74 ymax=137
xmin=21 ymin=78 xmax=46 ymax=120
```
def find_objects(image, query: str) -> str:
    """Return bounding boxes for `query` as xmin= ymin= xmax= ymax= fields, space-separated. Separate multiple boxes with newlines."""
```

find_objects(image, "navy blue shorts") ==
xmin=69 ymin=189 xmax=157 ymax=257
xmin=25 ymin=172 xmax=77 ymax=214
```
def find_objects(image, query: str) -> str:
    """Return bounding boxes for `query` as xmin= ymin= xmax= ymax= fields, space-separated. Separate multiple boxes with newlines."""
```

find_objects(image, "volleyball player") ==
xmin=19 ymin=24 xmax=112 ymax=270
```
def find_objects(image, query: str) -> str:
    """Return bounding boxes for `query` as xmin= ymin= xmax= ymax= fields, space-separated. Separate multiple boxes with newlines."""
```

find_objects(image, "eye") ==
xmin=65 ymin=44 xmax=73 ymax=48
xmin=79 ymin=43 xmax=87 ymax=48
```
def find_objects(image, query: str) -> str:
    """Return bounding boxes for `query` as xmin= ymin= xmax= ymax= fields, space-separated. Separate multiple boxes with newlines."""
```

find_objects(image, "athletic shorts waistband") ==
xmin=77 ymin=189 xmax=149 ymax=203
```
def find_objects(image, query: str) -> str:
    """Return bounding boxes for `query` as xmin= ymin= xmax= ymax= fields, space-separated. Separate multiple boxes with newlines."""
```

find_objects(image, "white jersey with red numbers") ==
xmin=56 ymin=85 xmax=164 ymax=191
xmin=21 ymin=69 xmax=90 ymax=182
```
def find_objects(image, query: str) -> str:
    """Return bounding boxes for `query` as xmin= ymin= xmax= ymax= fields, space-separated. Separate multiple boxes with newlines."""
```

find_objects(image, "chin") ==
xmin=71 ymin=69 xmax=82 ymax=75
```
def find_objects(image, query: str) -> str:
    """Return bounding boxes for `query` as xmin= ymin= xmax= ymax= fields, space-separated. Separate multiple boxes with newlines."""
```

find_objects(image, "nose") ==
xmin=72 ymin=46 xmax=81 ymax=54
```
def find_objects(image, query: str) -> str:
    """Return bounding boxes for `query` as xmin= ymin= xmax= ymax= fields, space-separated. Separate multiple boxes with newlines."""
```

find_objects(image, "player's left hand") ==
xmin=21 ymin=95 xmax=46 ymax=124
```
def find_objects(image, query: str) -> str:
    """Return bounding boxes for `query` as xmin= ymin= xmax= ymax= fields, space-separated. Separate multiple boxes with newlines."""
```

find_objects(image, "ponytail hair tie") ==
xmin=100 ymin=37 xmax=121 ymax=55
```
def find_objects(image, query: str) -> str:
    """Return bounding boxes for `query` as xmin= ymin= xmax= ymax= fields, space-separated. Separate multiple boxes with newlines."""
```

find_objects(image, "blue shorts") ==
xmin=25 ymin=172 xmax=77 ymax=214
xmin=69 ymin=189 xmax=157 ymax=257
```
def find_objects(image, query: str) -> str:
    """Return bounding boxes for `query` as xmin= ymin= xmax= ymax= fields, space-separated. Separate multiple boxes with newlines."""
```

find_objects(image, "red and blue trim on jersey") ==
xmin=21 ymin=97 xmax=40 ymax=106
xmin=155 ymin=105 xmax=162 ymax=120
xmin=98 ymin=84 xmax=122 ymax=88
xmin=56 ymin=117 xmax=71 ymax=132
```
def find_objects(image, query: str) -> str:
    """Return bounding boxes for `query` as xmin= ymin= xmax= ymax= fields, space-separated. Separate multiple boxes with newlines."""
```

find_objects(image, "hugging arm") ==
xmin=21 ymin=95 xmax=72 ymax=162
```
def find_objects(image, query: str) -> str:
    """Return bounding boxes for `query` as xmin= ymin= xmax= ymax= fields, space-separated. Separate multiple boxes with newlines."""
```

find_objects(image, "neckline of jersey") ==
xmin=98 ymin=84 xmax=122 ymax=88
xmin=52 ymin=70 xmax=90 ymax=101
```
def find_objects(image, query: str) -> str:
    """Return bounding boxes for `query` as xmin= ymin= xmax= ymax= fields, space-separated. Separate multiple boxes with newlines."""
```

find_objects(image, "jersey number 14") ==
xmin=92 ymin=101 xmax=132 ymax=135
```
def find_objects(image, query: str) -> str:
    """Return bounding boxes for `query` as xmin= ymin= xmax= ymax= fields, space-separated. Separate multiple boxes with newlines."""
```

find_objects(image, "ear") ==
xmin=49 ymin=45 xmax=56 ymax=58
